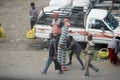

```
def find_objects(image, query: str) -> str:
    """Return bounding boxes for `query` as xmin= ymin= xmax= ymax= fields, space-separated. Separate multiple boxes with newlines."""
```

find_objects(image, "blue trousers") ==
xmin=43 ymin=57 xmax=62 ymax=73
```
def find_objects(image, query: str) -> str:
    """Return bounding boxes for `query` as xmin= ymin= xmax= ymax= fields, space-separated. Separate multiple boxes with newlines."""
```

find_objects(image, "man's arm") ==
xmin=68 ymin=40 xmax=74 ymax=50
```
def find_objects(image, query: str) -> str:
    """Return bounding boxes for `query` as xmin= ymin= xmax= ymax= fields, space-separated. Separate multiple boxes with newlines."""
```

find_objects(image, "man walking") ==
xmin=42 ymin=33 xmax=63 ymax=74
xmin=66 ymin=36 xmax=84 ymax=70
xmin=84 ymin=34 xmax=99 ymax=76
xmin=29 ymin=2 xmax=38 ymax=29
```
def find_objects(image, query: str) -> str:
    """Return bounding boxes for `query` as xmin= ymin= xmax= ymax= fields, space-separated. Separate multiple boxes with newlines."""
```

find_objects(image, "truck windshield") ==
xmin=104 ymin=13 xmax=118 ymax=30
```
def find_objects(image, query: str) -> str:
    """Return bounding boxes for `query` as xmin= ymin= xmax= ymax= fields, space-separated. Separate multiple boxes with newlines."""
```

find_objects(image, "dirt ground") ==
xmin=0 ymin=0 xmax=120 ymax=80
xmin=0 ymin=0 xmax=49 ymax=51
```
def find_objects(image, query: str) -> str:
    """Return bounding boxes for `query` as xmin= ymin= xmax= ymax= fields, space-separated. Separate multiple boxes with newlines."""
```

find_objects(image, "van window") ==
xmin=91 ymin=20 xmax=109 ymax=31
xmin=104 ymin=13 xmax=118 ymax=30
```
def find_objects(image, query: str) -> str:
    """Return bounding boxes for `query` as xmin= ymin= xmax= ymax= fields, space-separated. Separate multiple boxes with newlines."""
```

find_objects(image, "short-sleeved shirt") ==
xmin=29 ymin=8 xmax=38 ymax=21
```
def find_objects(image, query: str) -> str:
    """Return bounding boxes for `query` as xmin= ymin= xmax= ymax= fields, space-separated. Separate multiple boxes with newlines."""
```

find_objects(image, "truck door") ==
xmin=89 ymin=19 xmax=113 ymax=44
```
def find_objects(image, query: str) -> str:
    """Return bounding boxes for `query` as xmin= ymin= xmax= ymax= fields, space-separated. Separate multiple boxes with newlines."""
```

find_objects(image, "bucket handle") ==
xmin=99 ymin=48 xmax=108 ymax=52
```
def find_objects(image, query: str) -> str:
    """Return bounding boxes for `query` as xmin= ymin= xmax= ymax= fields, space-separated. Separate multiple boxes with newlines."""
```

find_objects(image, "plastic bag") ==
xmin=0 ymin=26 xmax=6 ymax=38
xmin=26 ymin=27 xmax=36 ymax=39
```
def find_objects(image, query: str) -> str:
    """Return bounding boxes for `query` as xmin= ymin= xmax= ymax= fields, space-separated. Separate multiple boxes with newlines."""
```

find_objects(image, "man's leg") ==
xmin=76 ymin=52 xmax=84 ymax=70
xmin=53 ymin=58 xmax=63 ymax=74
xmin=67 ymin=51 xmax=74 ymax=65
xmin=42 ymin=57 xmax=53 ymax=74
xmin=84 ymin=55 xmax=91 ymax=76
xmin=30 ymin=20 xmax=36 ymax=29
xmin=89 ymin=55 xmax=99 ymax=72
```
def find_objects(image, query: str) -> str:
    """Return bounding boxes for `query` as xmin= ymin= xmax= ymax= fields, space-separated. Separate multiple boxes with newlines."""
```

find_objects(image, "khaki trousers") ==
xmin=85 ymin=54 xmax=98 ymax=75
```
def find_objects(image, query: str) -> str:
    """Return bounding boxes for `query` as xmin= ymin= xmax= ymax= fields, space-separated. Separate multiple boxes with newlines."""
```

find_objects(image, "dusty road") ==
xmin=0 ymin=0 xmax=120 ymax=80
xmin=0 ymin=0 xmax=48 ymax=51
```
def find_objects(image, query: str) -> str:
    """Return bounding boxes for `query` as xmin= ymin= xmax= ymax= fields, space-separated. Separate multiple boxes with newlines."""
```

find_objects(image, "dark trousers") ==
xmin=43 ymin=57 xmax=62 ymax=73
xmin=69 ymin=51 xmax=84 ymax=68
xmin=30 ymin=20 xmax=36 ymax=29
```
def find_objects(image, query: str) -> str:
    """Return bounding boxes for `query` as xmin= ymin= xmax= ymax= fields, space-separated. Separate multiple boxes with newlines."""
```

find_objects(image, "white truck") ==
xmin=34 ymin=8 xmax=120 ymax=44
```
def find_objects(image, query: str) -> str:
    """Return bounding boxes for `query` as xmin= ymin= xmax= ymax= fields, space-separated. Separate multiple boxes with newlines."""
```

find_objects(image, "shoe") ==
xmin=96 ymin=69 xmax=99 ymax=72
xmin=62 ymin=66 xmax=68 ymax=71
xmin=84 ymin=73 xmax=89 ymax=77
xmin=67 ymin=62 xmax=72 ymax=65
xmin=42 ymin=72 xmax=47 ymax=75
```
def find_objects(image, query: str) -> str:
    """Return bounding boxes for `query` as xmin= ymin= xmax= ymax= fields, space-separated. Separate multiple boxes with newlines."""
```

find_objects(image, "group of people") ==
xmin=29 ymin=2 xmax=120 ymax=77
xmin=42 ymin=12 xmax=99 ymax=77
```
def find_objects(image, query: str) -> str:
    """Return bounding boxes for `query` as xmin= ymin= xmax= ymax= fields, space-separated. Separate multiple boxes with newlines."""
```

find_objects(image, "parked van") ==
xmin=35 ymin=8 xmax=120 ymax=44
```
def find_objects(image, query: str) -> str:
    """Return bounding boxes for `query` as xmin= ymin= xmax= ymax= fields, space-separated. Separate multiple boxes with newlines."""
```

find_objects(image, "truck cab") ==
xmin=85 ymin=9 xmax=120 ymax=44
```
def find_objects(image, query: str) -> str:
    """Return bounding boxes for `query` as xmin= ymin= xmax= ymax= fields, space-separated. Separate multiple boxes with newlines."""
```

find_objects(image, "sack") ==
xmin=26 ymin=27 xmax=36 ymax=39
xmin=0 ymin=26 xmax=6 ymax=38
xmin=53 ymin=58 xmax=61 ymax=70
xmin=53 ymin=25 xmax=61 ymax=35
